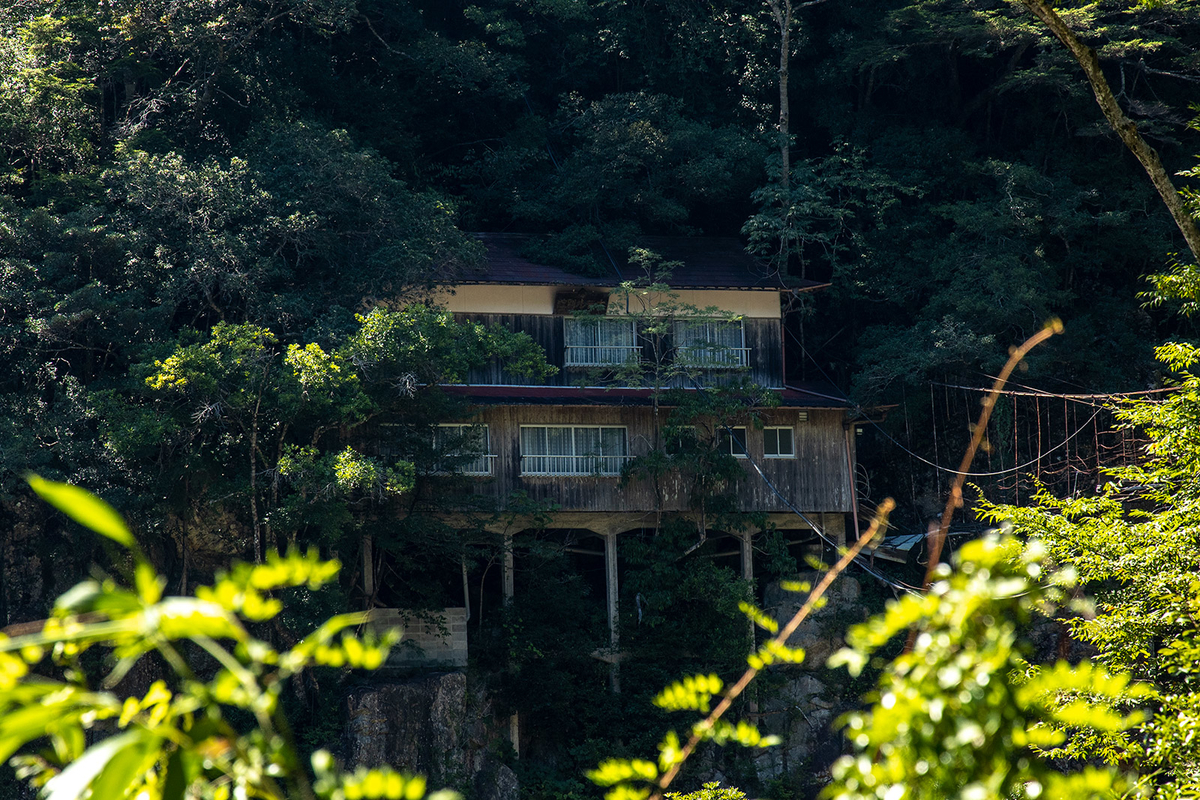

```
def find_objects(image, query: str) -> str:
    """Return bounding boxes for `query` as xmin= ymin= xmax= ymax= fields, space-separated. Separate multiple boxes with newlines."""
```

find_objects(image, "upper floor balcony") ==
xmin=431 ymin=234 xmax=831 ymax=391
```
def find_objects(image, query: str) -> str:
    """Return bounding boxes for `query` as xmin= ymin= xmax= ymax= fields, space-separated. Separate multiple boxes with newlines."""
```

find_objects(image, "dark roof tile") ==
xmin=454 ymin=233 xmax=828 ymax=292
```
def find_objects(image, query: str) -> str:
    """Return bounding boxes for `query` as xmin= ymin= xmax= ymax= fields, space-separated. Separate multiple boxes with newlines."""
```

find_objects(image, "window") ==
xmin=763 ymin=427 xmax=794 ymax=458
xmin=564 ymin=317 xmax=639 ymax=367
xmin=434 ymin=424 xmax=493 ymax=475
xmin=673 ymin=320 xmax=748 ymax=368
xmin=520 ymin=425 xmax=629 ymax=475
xmin=664 ymin=425 xmax=698 ymax=455
xmin=717 ymin=427 xmax=748 ymax=458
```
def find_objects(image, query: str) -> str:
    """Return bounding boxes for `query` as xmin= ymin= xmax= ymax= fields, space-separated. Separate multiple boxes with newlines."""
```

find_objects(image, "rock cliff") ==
xmin=343 ymin=672 xmax=517 ymax=800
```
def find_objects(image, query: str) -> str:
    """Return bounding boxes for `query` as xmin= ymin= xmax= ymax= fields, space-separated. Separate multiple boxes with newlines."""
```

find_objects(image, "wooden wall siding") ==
xmin=462 ymin=406 xmax=851 ymax=513
xmin=456 ymin=314 xmax=783 ymax=388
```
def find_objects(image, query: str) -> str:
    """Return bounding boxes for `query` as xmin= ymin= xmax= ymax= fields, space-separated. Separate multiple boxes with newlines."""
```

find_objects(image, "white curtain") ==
xmin=565 ymin=318 xmax=636 ymax=366
xmin=673 ymin=320 xmax=745 ymax=366
xmin=521 ymin=426 xmax=628 ymax=474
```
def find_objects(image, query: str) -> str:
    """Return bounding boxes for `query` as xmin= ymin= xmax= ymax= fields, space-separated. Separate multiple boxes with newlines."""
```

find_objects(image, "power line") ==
xmin=678 ymin=361 xmax=913 ymax=590
xmin=935 ymin=379 xmax=1177 ymax=405
xmin=878 ymin=406 xmax=1105 ymax=477
xmin=783 ymin=326 xmax=1124 ymax=478
xmin=734 ymin=422 xmax=919 ymax=594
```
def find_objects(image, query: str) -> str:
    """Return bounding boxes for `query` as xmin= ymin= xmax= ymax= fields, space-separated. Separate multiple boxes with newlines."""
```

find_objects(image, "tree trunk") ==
xmin=249 ymin=387 xmax=264 ymax=564
xmin=768 ymin=0 xmax=796 ymax=276
xmin=1020 ymin=0 xmax=1200 ymax=263
xmin=776 ymin=0 xmax=791 ymax=194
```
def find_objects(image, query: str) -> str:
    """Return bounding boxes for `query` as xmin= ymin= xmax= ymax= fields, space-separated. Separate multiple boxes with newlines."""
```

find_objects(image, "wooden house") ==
xmin=371 ymin=234 xmax=864 ymax=666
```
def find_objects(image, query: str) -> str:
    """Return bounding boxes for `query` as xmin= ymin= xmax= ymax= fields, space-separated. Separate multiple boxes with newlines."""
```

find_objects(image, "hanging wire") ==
xmin=683 ymin=367 xmax=919 ymax=594
xmin=784 ymin=327 xmax=1109 ymax=477
xmin=784 ymin=327 xmax=1156 ymax=478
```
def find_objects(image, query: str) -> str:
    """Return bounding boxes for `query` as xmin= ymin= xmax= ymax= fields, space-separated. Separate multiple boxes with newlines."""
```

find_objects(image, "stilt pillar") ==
xmin=362 ymin=535 xmax=375 ymax=605
xmin=602 ymin=532 xmax=619 ymax=646
xmin=502 ymin=532 xmax=514 ymax=604
xmin=602 ymin=531 xmax=620 ymax=693
xmin=740 ymin=530 xmax=756 ymax=651
xmin=739 ymin=531 xmax=754 ymax=582
xmin=501 ymin=532 xmax=518 ymax=754
xmin=823 ymin=513 xmax=847 ymax=549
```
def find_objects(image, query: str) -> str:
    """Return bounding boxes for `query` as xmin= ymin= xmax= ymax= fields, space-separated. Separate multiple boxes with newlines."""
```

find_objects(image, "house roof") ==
xmin=440 ymin=381 xmax=852 ymax=409
xmin=453 ymin=233 xmax=829 ymax=292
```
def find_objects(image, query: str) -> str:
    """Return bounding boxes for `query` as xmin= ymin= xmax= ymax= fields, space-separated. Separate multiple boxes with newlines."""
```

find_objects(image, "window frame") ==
xmin=434 ymin=423 xmax=494 ymax=476
xmin=762 ymin=426 xmax=795 ymax=459
xmin=519 ymin=424 xmax=631 ymax=476
xmin=663 ymin=424 xmax=698 ymax=455
xmin=563 ymin=317 xmax=640 ymax=368
xmin=672 ymin=319 xmax=749 ymax=369
xmin=716 ymin=426 xmax=748 ymax=459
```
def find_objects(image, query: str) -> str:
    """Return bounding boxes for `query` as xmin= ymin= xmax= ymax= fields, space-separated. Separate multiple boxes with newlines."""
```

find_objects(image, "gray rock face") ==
xmin=747 ymin=573 xmax=872 ymax=794
xmin=344 ymin=672 xmax=517 ymax=800
xmin=752 ymin=673 xmax=843 ymax=789
xmin=762 ymin=572 xmax=866 ymax=671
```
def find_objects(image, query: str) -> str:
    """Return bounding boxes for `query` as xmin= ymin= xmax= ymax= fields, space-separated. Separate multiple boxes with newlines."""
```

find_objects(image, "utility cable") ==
xmin=873 ymin=406 xmax=1104 ymax=477
xmin=784 ymin=326 xmax=1109 ymax=478
xmin=733 ymin=437 xmax=919 ymax=594
xmin=687 ymin=367 xmax=917 ymax=593
xmin=934 ymin=379 xmax=1177 ymax=405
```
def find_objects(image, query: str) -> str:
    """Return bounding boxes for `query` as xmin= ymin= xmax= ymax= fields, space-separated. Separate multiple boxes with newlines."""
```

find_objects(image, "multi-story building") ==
xmin=375 ymin=234 xmax=863 ymax=658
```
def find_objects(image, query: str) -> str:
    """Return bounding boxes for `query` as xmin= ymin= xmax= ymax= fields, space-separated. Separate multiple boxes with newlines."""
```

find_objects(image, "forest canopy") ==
xmin=5 ymin=0 xmax=1200 ymax=796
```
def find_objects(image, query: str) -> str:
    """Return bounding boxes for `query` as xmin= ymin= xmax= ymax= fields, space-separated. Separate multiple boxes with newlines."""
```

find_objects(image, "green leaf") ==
xmin=27 ymin=476 xmax=135 ymax=549
xmin=43 ymin=731 xmax=142 ymax=800
xmin=0 ymin=701 xmax=84 ymax=762
xmin=88 ymin=730 xmax=160 ymax=800
xmin=134 ymin=564 xmax=162 ymax=605
xmin=160 ymin=748 xmax=188 ymax=800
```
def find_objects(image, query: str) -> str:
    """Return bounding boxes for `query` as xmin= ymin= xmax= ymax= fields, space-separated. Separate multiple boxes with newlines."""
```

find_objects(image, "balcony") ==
xmin=444 ymin=454 xmax=496 ymax=476
xmin=564 ymin=345 xmax=642 ymax=368
xmin=676 ymin=345 xmax=751 ymax=369
xmin=520 ymin=454 xmax=632 ymax=476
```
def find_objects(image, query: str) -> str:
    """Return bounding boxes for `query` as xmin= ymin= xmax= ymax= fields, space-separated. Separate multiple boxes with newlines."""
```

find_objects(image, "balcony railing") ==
xmin=435 ymin=454 xmax=496 ymax=476
xmin=520 ymin=454 xmax=631 ymax=476
xmin=677 ymin=345 xmax=751 ymax=368
xmin=564 ymin=345 xmax=641 ymax=367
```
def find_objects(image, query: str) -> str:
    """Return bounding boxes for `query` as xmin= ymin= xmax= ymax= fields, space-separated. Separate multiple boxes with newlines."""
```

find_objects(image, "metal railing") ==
xmin=520 ymin=454 xmax=631 ymax=476
xmin=676 ymin=346 xmax=751 ymax=368
xmin=436 ymin=454 xmax=496 ymax=476
xmin=564 ymin=345 xmax=641 ymax=367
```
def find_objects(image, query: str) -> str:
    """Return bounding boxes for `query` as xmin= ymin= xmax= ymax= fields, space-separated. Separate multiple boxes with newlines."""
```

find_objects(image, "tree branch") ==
xmin=1019 ymin=0 xmax=1200 ymax=264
